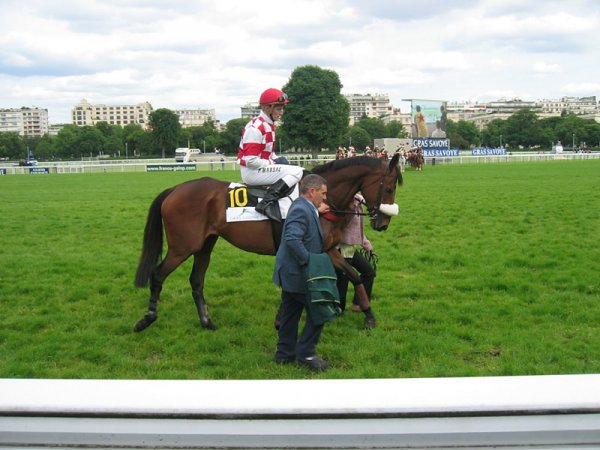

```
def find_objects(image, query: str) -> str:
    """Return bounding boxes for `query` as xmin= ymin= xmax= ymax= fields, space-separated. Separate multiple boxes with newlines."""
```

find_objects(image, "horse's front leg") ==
xmin=190 ymin=236 xmax=219 ymax=330
xmin=328 ymin=249 xmax=376 ymax=329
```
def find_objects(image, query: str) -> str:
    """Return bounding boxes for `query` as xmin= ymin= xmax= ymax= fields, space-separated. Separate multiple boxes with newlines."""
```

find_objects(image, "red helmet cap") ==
xmin=259 ymin=88 xmax=289 ymax=105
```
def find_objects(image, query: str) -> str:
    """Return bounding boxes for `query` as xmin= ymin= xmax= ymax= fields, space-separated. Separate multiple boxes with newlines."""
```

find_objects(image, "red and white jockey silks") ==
xmin=237 ymin=111 xmax=303 ymax=186
xmin=237 ymin=111 xmax=275 ymax=169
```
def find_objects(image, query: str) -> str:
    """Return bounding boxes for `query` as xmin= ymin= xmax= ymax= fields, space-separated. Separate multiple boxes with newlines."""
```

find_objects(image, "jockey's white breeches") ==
xmin=241 ymin=164 xmax=304 ymax=187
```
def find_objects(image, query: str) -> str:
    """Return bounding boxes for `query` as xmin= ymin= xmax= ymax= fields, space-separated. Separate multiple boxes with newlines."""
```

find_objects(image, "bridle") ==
xmin=326 ymin=162 xmax=399 ymax=222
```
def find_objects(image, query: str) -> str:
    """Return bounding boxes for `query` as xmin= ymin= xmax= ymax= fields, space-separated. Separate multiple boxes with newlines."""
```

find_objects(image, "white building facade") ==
xmin=173 ymin=108 xmax=217 ymax=128
xmin=345 ymin=93 xmax=393 ymax=125
xmin=0 ymin=107 xmax=49 ymax=137
xmin=71 ymin=99 xmax=153 ymax=127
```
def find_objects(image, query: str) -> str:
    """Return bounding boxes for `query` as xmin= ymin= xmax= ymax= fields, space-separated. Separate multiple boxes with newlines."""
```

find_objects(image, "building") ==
xmin=0 ymin=107 xmax=49 ymax=137
xmin=173 ymin=108 xmax=218 ymax=128
xmin=71 ymin=99 xmax=153 ymax=127
xmin=447 ymin=96 xmax=600 ymax=129
xmin=345 ymin=93 xmax=393 ymax=125
xmin=539 ymin=96 xmax=598 ymax=118
xmin=241 ymin=103 xmax=260 ymax=119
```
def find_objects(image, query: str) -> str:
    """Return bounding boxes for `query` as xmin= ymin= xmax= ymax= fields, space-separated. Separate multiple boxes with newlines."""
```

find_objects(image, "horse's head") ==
xmin=312 ymin=153 xmax=403 ymax=232
xmin=360 ymin=152 xmax=403 ymax=231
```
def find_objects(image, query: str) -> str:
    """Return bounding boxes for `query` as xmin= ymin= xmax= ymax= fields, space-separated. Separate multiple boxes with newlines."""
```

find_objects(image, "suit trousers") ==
xmin=276 ymin=290 xmax=323 ymax=361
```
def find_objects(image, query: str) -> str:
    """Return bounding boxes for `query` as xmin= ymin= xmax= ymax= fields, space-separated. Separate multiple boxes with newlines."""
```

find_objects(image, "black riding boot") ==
xmin=255 ymin=179 xmax=290 ymax=222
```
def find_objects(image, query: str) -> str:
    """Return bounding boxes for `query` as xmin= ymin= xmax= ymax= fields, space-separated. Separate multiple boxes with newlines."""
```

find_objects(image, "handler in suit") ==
xmin=273 ymin=174 xmax=330 ymax=371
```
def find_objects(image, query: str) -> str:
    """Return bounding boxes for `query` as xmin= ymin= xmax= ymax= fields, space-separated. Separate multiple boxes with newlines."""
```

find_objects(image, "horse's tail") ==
xmin=134 ymin=188 xmax=174 ymax=288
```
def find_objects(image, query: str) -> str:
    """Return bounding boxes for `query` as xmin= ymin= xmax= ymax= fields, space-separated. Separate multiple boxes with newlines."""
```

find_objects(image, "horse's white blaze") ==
xmin=379 ymin=203 xmax=399 ymax=216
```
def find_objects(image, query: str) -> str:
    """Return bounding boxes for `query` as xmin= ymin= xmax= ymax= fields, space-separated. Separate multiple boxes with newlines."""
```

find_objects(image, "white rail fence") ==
xmin=1 ymin=152 xmax=598 ymax=175
xmin=1 ymin=375 xmax=600 ymax=449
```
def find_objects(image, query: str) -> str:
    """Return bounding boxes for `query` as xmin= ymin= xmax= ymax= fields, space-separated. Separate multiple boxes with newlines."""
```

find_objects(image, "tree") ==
xmin=344 ymin=125 xmax=371 ymax=151
xmin=446 ymin=120 xmax=481 ymax=149
xmin=356 ymin=116 xmax=386 ymax=140
xmin=122 ymin=123 xmax=148 ymax=157
xmin=0 ymin=132 xmax=25 ymax=160
xmin=53 ymin=125 xmax=80 ymax=159
xmin=220 ymin=118 xmax=247 ymax=154
xmin=280 ymin=65 xmax=349 ymax=156
xmin=503 ymin=109 xmax=543 ymax=148
xmin=75 ymin=126 xmax=105 ymax=157
xmin=148 ymin=108 xmax=181 ymax=158
xmin=385 ymin=120 xmax=408 ymax=139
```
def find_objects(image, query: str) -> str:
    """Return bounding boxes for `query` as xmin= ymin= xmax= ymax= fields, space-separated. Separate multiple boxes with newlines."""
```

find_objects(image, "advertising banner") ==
xmin=29 ymin=167 xmax=49 ymax=174
xmin=147 ymin=164 xmax=197 ymax=172
xmin=472 ymin=148 xmax=507 ymax=156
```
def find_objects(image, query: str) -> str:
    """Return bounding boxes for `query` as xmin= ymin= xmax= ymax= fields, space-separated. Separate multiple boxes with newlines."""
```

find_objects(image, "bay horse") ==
xmin=133 ymin=153 xmax=402 ymax=332
xmin=406 ymin=150 xmax=425 ymax=171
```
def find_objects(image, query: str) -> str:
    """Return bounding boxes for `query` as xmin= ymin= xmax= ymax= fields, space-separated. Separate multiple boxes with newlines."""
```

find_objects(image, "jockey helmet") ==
xmin=259 ymin=88 xmax=289 ymax=106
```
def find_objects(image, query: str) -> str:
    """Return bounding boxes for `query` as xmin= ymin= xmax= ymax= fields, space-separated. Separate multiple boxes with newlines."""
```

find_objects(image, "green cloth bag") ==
xmin=306 ymin=252 xmax=342 ymax=326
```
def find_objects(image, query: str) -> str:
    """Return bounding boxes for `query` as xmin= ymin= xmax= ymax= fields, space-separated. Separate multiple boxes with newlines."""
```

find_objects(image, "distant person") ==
xmin=237 ymin=88 xmax=304 ymax=221
xmin=272 ymin=174 xmax=331 ymax=371
xmin=431 ymin=120 xmax=446 ymax=138
xmin=414 ymin=105 xmax=427 ymax=138
xmin=439 ymin=104 xmax=447 ymax=131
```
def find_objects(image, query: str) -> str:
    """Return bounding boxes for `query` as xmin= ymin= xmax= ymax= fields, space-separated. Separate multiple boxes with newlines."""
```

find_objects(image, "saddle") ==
xmin=225 ymin=182 xmax=298 ymax=221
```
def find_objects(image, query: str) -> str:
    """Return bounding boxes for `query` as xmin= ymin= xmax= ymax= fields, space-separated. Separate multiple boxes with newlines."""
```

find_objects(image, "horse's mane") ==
xmin=311 ymin=156 xmax=382 ymax=175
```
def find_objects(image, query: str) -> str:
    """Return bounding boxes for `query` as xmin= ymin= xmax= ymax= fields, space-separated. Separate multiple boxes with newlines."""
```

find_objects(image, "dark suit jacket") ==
xmin=272 ymin=196 xmax=324 ymax=294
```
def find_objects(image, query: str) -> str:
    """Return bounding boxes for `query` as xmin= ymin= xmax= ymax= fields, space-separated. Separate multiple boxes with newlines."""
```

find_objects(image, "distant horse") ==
xmin=406 ymin=151 xmax=424 ymax=171
xmin=133 ymin=154 xmax=403 ymax=331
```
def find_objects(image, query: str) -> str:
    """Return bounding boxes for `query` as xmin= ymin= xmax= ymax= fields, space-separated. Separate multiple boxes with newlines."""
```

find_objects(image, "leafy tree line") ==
xmin=0 ymin=109 xmax=245 ymax=161
xmin=3 ymin=66 xmax=600 ymax=160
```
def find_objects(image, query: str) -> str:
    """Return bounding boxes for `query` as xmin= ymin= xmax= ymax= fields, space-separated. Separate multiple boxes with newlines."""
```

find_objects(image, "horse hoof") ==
xmin=134 ymin=313 xmax=157 ymax=332
xmin=201 ymin=320 xmax=217 ymax=331
xmin=364 ymin=317 xmax=377 ymax=329
xmin=134 ymin=319 xmax=148 ymax=332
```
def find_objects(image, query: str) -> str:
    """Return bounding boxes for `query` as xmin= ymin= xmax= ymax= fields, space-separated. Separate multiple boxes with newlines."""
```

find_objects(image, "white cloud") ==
xmin=0 ymin=0 xmax=599 ymax=124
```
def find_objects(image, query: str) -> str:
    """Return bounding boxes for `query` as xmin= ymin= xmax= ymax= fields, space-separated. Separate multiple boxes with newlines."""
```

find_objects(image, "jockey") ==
xmin=238 ymin=88 xmax=304 ymax=220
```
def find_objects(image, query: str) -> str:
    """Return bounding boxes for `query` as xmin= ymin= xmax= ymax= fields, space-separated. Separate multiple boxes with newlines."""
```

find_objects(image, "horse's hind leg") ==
xmin=190 ymin=235 xmax=219 ymax=330
xmin=134 ymin=252 xmax=186 ymax=332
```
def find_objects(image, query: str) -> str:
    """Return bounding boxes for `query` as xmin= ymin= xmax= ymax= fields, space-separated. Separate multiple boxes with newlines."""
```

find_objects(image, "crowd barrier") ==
xmin=1 ymin=375 xmax=600 ymax=448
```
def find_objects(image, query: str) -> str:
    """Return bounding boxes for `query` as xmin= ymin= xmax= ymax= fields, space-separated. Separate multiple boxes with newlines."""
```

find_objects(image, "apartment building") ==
xmin=0 ymin=107 xmax=49 ymax=137
xmin=173 ymin=108 xmax=218 ymax=128
xmin=241 ymin=103 xmax=261 ymax=119
xmin=345 ymin=93 xmax=393 ymax=125
xmin=71 ymin=99 xmax=153 ymax=127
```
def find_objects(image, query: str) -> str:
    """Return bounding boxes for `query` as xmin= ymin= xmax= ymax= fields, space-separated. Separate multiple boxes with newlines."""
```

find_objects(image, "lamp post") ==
xmin=499 ymin=134 xmax=503 ymax=148
xmin=572 ymin=133 xmax=575 ymax=150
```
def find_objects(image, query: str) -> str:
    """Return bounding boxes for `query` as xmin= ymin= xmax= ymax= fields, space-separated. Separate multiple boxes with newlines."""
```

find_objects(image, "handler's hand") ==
xmin=318 ymin=203 xmax=331 ymax=214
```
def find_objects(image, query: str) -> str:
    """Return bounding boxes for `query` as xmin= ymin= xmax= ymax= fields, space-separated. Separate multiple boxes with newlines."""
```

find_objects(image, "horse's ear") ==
xmin=389 ymin=152 xmax=403 ymax=185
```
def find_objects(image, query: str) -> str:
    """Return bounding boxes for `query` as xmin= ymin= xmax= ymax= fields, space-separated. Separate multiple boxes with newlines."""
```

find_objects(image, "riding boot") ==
xmin=255 ymin=179 xmax=290 ymax=222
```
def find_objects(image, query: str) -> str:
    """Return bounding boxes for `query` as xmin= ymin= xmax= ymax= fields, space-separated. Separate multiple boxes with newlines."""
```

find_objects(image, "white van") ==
xmin=174 ymin=148 xmax=202 ymax=163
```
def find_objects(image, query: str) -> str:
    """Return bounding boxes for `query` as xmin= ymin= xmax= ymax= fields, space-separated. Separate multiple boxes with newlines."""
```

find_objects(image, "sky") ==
xmin=1 ymin=0 xmax=599 ymax=125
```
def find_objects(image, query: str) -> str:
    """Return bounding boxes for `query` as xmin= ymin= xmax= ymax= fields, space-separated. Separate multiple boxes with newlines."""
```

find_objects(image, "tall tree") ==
xmin=280 ymin=65 xmax=349 ymax=156
xmin=356 ymin=116 xmax=386 ymax=140
xmin=149 ymin=108 xmax=181 ymax=158
xmin=344 ymin=125 xmax=371 ymax=150
xmin=220 ymin=118 xmax=247 ymax=154
xmin=385 ymin=120 xmax=408 ymax=139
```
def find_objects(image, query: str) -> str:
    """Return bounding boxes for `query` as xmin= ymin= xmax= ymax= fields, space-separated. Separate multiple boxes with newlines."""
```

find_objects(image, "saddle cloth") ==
xmin=225 ymin=182 xmax=299 ymax=222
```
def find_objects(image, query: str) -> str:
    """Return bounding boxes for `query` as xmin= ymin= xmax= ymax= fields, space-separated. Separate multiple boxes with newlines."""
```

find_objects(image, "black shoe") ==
xmin=296 ymin=355 xmax=329 ymax=371
xmin=274 ymin=356 xmax=295 ymax=365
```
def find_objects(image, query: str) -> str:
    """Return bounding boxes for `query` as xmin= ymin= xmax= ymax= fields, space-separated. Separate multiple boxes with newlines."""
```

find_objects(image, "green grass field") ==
xmin=0 ymin=160 xmax=598 ymax=379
